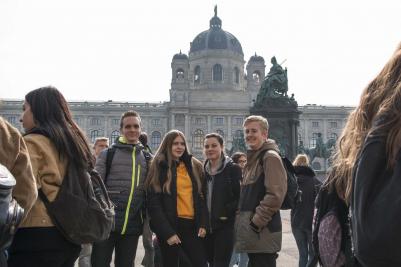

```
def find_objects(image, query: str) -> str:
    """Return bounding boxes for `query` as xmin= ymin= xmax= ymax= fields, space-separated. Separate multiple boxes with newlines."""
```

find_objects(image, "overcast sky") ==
xmin=0 ymin=0 xmax=400 ymax=106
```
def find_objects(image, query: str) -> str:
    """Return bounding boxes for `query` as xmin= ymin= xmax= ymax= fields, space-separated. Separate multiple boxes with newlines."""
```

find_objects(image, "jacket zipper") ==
xmin=121 ymin=146 xmax=137 ymax=234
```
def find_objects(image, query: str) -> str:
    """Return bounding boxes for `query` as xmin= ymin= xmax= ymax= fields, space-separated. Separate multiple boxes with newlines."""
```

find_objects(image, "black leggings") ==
xmin=205 ymin=222 xmax=234 ymax=267
xmin=159 ymin=218 xmax=207 ymax=267
xmin=8 ymin=227 xmax=81 ymax=267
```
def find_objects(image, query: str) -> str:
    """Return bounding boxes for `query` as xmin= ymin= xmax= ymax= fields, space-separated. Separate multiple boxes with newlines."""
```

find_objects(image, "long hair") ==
xmin=326 ymin=43 xmax=401 ymax=203
xmin=147 ymin=130 xmax=201 ymax=194
xmin=25 ymin=86 xmax=93 ymax=170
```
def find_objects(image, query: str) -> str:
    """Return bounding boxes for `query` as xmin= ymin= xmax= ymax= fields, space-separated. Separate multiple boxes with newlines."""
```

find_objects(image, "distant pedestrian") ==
xmin=78 ymin=137 xmax=109 ymax=267
xmin=229 ymin=152 xmax=249 ymax=267
xmin=146 ymin=130 xmax=208 ymax=267
xmin=203 ymin=133 xmax=241 ymax=267
xmin=138 ymin=132 xmax=154 ymax=267
xmin=291 ymin=154 xmax=321 ymax=267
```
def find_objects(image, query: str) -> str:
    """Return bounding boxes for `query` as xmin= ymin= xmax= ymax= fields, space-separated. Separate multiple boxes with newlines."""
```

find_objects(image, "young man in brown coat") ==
xmin=235 ymin=115 xmax=287 ymax=267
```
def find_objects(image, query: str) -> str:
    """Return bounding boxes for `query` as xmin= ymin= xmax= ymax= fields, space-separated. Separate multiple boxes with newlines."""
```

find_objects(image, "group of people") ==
xmin=0 ymin=43 xmax=401 ymax=267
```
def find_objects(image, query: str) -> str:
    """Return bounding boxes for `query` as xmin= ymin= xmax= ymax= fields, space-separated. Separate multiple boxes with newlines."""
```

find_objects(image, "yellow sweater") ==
xmin=176 ymin=162 xmax=194 ymax=219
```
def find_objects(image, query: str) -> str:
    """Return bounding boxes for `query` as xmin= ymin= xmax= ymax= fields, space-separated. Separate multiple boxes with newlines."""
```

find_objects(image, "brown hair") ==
xmin=326 ymin=43 xmax=401 ymax=203
xmin=120 ymin=110 xmax=141 ymax=129
xmin=146 ymin=130 xmax=202 ymax=194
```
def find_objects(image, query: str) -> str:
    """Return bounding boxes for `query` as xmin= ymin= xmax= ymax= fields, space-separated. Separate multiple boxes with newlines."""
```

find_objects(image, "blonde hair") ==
xmin=93 ymin=137 xmax=109 ymax=148
xmin=243 ymin=115 xmax=269 ymax=132
xmin=293 ymin=154 xmax=310 ymax=166
xmin=327 ymin=43 xmax=401 ymax=203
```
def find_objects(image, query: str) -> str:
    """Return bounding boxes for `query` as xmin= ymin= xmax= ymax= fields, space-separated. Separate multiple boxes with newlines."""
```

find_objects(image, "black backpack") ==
xmin=38 ymin=164 xmax=115 ymax=245
xmin=0 ymin=164 xmax=24 ymax=251
xmin=259 ymin=150 xmax=302 ymax=210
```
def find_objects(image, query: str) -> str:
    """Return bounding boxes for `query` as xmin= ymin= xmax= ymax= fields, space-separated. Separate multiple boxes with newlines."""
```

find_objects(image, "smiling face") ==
xmin=20 ymin=101 xmax=35 ymax=131
xmin=204 ymin=137 xmax=223 ymax=161
xmin=171 ymin=135 xmax=186 ymax=160
xmin=121 ymin=116 xmax=141 ymax=144
xmin=244 ymin=121 xmax=268 ymax=150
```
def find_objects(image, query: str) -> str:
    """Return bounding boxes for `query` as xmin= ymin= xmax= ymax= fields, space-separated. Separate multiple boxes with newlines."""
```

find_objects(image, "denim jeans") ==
xmin=229 ymin=252 xmax=249 ymax=267
xmin=292 ymin=228 xmax=317 ymax=267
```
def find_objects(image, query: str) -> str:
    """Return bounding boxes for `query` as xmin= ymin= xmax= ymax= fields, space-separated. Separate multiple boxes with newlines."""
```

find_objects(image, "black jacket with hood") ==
xmin=290 ymin=165 xmax=321 ymax=230
xmin=147 ymin=153 xmax=208 ymax=242
xmin=204 ymin=155 xmax=241 ymax=231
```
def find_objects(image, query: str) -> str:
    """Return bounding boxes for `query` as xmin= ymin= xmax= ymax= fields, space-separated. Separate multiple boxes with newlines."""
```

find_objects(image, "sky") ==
xmin=0 ymin=0 xmax=400 ymax=106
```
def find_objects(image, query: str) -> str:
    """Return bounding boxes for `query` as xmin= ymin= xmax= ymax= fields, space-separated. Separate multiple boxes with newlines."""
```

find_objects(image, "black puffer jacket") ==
xmin=204 ymin=156 xmax=241 ymax=231
xmin=290 ymin=165 xmax=321 ymax=230
xmin=147 ymin=154 xmax=208 ymax=242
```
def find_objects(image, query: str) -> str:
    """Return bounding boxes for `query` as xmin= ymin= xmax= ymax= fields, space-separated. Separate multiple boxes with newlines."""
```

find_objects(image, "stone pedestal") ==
xmin=251 ymin=97 xmax=300 ymax=160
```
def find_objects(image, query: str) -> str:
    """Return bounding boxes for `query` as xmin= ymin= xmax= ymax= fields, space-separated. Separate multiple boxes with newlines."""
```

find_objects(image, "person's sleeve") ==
xmin=226 ymin=164 xmax=241 ymax=216
xmin=11 ymin=134 xmax=38 ymax=215
xmin=95 ymin=149 xmax=107 ymax=181
xmin=252 ymin=151 xmax=287 ymax=228
xmin=147 ymin=188 xmax=176 ymax=241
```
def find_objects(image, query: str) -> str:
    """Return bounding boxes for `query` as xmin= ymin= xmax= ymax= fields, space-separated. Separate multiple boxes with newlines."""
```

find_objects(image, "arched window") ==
xmin=194 ymin=66 xmax=200 ymax=84
xmin=176 ymin=68 xmax=184 ymax=80
xmin=110 ymin=130 xmax=119 ymax=143
xmin=298 ymin=133 xmax=302 ymax=146
xmin=193 ymin=129 xmax=204 ymax=149
xmin=213 ymin=64 xmax=222 ymax=81
xmin=151 ymin=131 xmax=161 ymax=149
xmin=252 ymin=71 xmax=260 ymax=84
xmin=90 ymin=130 xmax=100 ymax=143
xmin=234 ymin=67 xmax=239 ymax=84
xmin=216 ymin=129 xmax=224 ymax=138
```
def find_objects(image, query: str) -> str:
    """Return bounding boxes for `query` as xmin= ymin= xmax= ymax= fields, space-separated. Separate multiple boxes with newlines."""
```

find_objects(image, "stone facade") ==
xmin=0 ymin=10 xmax=354 ymax=161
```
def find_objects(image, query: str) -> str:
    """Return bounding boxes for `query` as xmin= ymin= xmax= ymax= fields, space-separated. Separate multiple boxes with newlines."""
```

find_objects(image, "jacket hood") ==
xmin=294 ymin=165 xmax=316 ymax=184
xmin=204 ymin=154 xmax=233 ymax=176
xmin=113 ymin=136 xmax=144 ymax=150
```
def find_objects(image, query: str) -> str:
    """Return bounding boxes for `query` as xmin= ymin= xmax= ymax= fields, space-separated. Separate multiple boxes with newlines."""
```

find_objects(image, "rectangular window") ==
xmin=215 ymin=117 xmax=224 ymax=125
xmin=195 ymin=118 xmax=202 ymax=125
xmin=151 ymin=119 xmax=160 ymax=126
xmin=112 ymin=118 xmax=119 ymax=125
xmin=312 ymin=121 xmax=319 ymax=127
xmin=234 ymin=117 xmax=243 ymax=125
xmin=330 ymin=121 xmax=338 ymax=128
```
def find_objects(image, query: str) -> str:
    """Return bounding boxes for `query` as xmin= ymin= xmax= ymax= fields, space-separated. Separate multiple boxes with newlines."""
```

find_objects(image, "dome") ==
xmin=173 ymin=50 xmax=188 ymax=60
xmin=189 ymin=7 xmax=243 ymax=56
xmin=249 ymin=53 xmax=265 ymax=63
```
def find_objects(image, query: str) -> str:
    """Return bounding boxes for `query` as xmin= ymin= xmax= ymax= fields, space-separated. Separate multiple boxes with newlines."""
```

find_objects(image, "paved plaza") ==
xmin=76 ymin=210 xmax=299 ymax=267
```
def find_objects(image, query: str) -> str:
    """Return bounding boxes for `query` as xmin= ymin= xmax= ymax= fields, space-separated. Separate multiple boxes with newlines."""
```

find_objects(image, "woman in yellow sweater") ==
xmin=147 ymin=130 xmax=208 ymax=267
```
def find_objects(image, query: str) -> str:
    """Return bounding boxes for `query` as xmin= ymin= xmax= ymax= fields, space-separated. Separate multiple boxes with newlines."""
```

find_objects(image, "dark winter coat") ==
xmin=204 ymin=156 xmax=241 ymax=231
xmin=291 ymin=165 xmax=321 ymax=230
xmin=95 ymin=137 xmax=148 ymax=236
xmin=147 ymin=154 xmax=208 ymax=242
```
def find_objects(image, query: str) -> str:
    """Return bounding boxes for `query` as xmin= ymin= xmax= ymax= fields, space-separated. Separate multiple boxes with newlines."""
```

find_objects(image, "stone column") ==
xmin=207 ymin=115 xmax=211 ymax=133
xmin=227 ymin=116 xmax=232 ymax=148
xmin=185 ymin=114 xmax=190 ymax=137
xmin=170 ymin=113 xmax=175 ymax=130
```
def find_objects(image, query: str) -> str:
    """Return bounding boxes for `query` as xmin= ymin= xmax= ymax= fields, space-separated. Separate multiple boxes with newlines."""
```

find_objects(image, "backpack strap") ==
xmin=104 ymin=147 xmax=116 ymax=185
